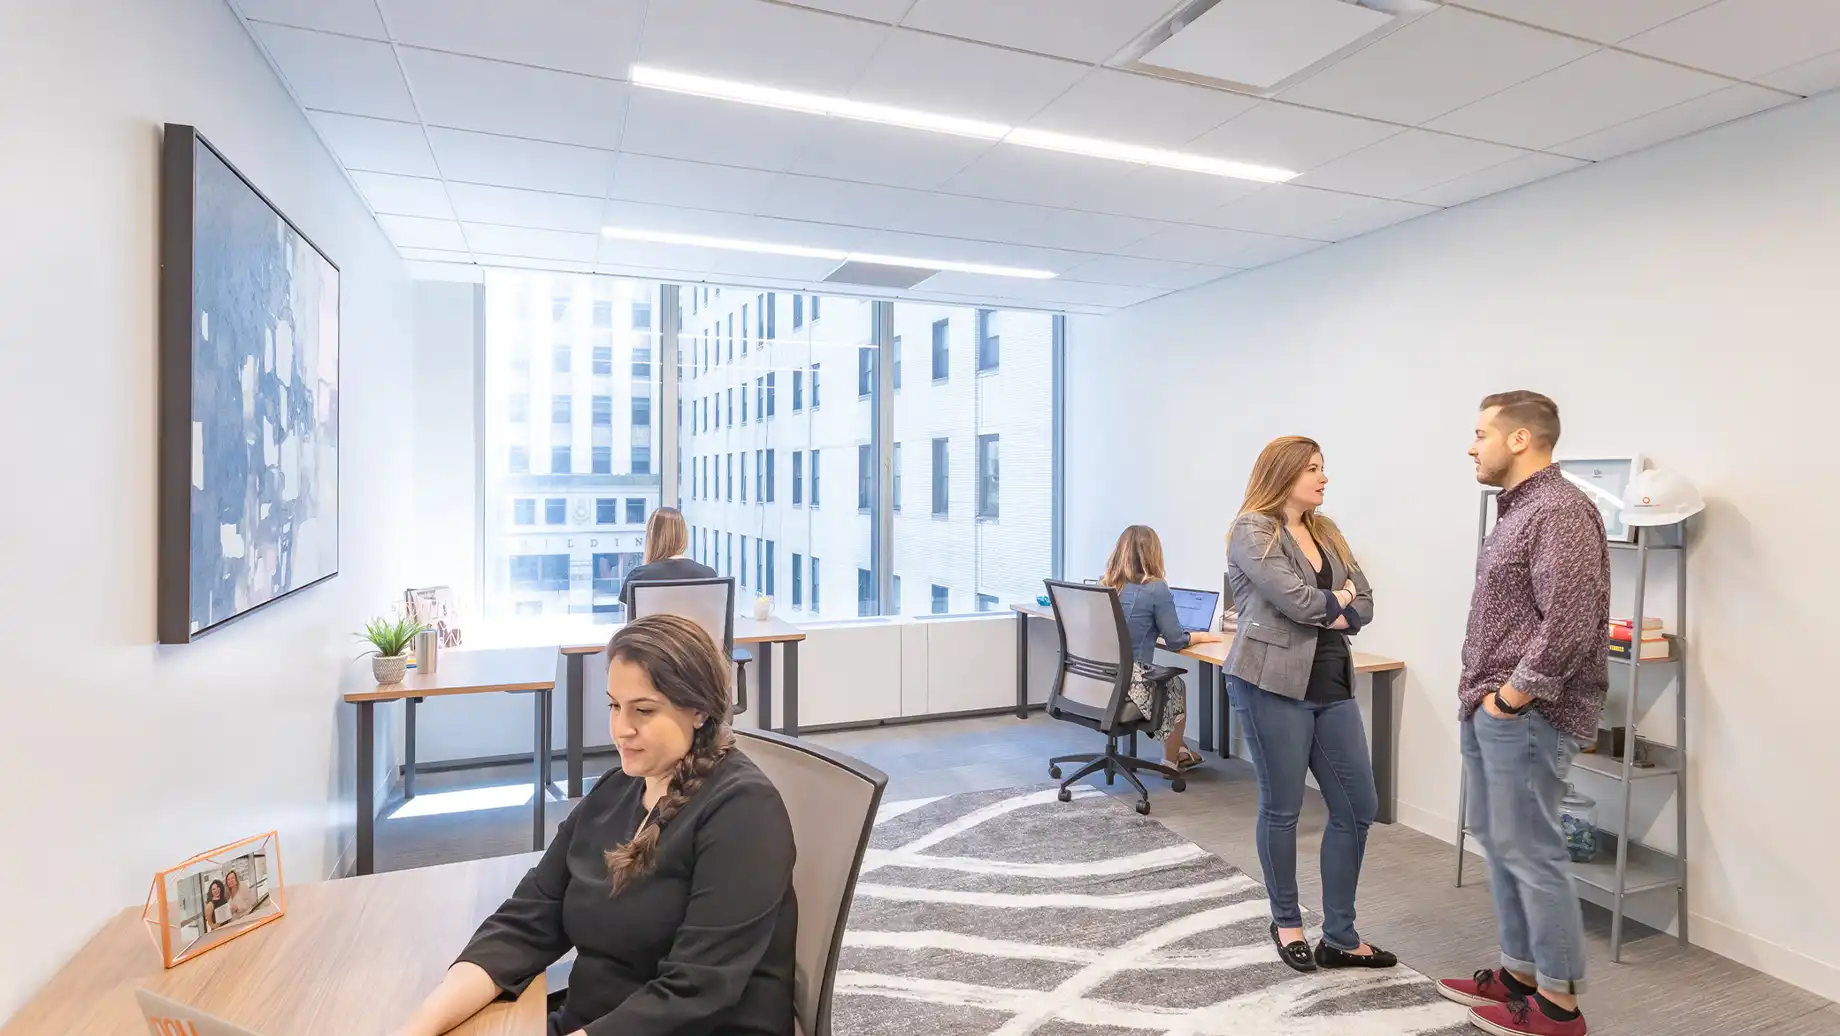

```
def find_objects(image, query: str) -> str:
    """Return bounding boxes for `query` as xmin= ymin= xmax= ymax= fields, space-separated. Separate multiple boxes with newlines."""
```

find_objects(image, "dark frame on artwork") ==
xmin=158 ymin=124 xmax=341 ymax=644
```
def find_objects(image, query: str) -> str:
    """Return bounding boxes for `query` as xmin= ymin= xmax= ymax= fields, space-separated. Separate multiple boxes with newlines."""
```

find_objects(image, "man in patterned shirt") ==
xmin=1438 ymin=391 xmax=1609 ymax=1036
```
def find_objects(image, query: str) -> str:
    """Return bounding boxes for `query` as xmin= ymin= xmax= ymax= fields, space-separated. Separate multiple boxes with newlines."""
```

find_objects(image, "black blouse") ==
xmin=1305 ymin=551 xmax=1353 ymax=703
xmin=456 ymin=751 xmax=797 ymax=1036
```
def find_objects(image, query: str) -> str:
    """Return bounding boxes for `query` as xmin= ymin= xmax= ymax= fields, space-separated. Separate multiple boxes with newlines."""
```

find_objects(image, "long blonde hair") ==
xmin=642 ymin=507 xmax=689 ymax=564
xmin=1100 ymin=525 xmax=1167 ymax=589
xmin=1231 ymin=436 xmax=1359 ymax=570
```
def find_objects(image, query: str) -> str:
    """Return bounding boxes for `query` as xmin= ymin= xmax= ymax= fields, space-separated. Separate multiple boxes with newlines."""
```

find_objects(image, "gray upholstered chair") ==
xmin=734 ymin=729 xmax=887 ymax=1036
xmin=1043 ymin=578 xmax=1187 ymax=815
xmin=627 ymin=576 xmax=754 ymax=715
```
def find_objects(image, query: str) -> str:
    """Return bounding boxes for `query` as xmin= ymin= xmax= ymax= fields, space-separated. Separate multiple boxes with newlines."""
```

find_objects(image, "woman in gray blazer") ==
xmin=1225 ymin=436 xmax=1394 ymax=975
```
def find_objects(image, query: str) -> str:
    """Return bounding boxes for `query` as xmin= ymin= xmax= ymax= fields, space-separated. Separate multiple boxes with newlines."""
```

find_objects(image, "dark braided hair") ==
xmin=602 ymin=613 xmax=734 ymax=894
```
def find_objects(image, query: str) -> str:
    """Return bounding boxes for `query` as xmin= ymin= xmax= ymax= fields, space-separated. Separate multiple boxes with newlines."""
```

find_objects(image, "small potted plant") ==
xmin=357 ymin=614 xmax=427 ymax=685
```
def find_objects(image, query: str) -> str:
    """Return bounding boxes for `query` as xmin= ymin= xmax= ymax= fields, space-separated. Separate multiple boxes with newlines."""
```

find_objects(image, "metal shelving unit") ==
xmin=1455 ymin=488 xmax=1688 ymax=961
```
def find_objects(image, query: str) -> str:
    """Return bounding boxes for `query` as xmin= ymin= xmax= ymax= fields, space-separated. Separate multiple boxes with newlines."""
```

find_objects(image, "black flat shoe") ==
xmin=1315 ymin=940 xmax=1398 ymax=969
xmin=1270 ymin=922 xmax=1317 ymax=972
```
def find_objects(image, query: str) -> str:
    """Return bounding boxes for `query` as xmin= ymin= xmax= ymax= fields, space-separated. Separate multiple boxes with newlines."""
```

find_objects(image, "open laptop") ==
xmin=1168 ymin=587 xmax=1220 ymax=633
xmin=136 ymin=988 xmax=264 ymax=1036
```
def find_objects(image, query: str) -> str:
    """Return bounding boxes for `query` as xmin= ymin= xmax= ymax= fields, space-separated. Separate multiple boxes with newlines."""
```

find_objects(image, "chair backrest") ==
xmin=734 ymin=730 xmax=887 ymax=1036
xmin=1044 ymin=579 xmax=1134 ymax=732
xmin=628 ymin=576 xmax=736 ymax=654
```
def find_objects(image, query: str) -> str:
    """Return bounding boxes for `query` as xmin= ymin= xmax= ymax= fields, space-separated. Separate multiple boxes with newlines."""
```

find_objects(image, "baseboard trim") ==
xmin=1688 ymin=912 xmax=1840 ymax=1002
xmin=795 ymin=704 xmax=1047 ymax=735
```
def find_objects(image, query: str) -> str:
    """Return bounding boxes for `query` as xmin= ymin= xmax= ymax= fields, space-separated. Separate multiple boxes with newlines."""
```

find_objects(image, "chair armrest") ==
xmin=1141 ymin=664 xmax=1183 ymax=685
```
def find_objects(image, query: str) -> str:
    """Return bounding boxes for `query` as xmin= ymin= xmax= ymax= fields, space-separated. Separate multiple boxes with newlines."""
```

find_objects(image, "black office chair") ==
xmin=626 ymin=576 xmax=754 ymax=716
xmin=1042 ymin=579 xmax=1186 ymax=815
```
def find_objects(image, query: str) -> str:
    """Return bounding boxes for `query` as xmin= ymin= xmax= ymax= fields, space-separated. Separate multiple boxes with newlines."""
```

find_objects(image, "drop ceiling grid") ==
xmin=226 ymin=0 xmax=1830 ymax=310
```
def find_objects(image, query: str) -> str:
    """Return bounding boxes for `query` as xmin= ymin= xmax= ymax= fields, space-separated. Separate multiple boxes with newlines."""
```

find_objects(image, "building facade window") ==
xmin=857 ymin=444 xmax=872 ymax=512
xmin=857 ymin=347 xmax=873 ymax=397
xmin=592 ymin=395 xmax=612 ymax=426
xmin=631 ymin=300 xmax=652 ymax=329
xmin=554 ymin=345 xmax=572 ymax=373
xmin=592 ymin=445 xmax=612 ymax=474
xmin=765 ymin=539 xmax=776 ymax=595
xmin=810 ymin=363 xmax=821 ymax=408
xmin=552 ymin=445 xmax=572 ymax=473
xmin=792 ymin=451 xmax=804 ymax=505
xmin=509 ymin=445 xmax=529 ymax=474
xmin=977 ymin=593 xmax=999 ymax=612
xmin=552 ymin=395 xmax=572 ymax=424
xmin=976 ymin=308 xmax=999 ymax=372
xmin=931 ymin=584 xmax=950 ymax=614
xmin=593 ymin=345 xmax=613 ymax=375
xmin=595 ymin=498 xmax=616 ymax=524
xmin=857 ymin=568 xmax=874 ymax=617
xmin=931 ymin=319 xmax=949 ymax=380
xmin=508 ymin=393 xmax=530 ymax=423
xmin=892 ymin=335 xmax=902 ymax=389
xmin=810 ymin=557 xmax=820 ymax=612
xmin=931 ymin=437 xmax=948 ymax=516
xmin=631 ymin=397 xmax=651 ymax=426
xmin=766 ymin=372 xmax=776 ymax=417
xmin=810 ymin=449 xmax=820 ymax=507
xmin=545 ymin=497 xmax=567 ymax=525
xmin=792 ymin=369 xmax=804 ymax=412
xmin=626 ymin=498 xmax=645 ymax=524
xmin=792 ymin=294 xmax=805 ymax=330
xmin=515 ymin=499 xmax=536 ymax=525
xmin=977 ymin=433 xmax=999 ymax=519
xmin=765 ymin=448 xmax=776 ymax=502
xmin=892 ymin=443 xmax=902 ymax=511
xmin=792 ymin=553 xmax=804 ymax=608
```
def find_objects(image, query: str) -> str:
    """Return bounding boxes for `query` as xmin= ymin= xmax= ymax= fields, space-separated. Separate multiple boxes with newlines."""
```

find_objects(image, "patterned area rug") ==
xmin=834 ymin=785 xmax=1473 ymax=1036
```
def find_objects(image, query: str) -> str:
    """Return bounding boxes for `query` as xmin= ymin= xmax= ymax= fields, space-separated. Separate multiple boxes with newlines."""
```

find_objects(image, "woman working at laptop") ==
xmin=1225 ymin=436 xmax=1393 ymax=975
xmin=1098 ymin=525 xmax=1222 ymax=773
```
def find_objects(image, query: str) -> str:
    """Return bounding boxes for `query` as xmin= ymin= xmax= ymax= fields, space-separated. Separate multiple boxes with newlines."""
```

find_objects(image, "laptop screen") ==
xmin=1169 ymin=587 xmax=1219 ymax=633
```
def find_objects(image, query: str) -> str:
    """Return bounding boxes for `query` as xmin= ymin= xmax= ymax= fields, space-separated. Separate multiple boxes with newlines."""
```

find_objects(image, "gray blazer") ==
xmin=1225 ymin=513 xmax=1374 ymax=701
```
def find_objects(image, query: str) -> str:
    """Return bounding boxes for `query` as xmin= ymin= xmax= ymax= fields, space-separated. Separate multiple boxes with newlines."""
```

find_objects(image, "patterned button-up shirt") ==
xmin=1460 ymin=464 xmax=1611 ymax=741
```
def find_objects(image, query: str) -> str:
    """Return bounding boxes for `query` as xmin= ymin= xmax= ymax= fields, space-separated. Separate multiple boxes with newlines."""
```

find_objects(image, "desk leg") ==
xmin=757 ymin=642 xmax=775 ymax=733
xmin=783 ymin=641 xmax=800 ymax=737
xmin=1371 ymin=671 xmax=1397 ymax=825
xmin=567 ymin=653 xmax=585 ymax=799
xmin=532 ymin=691 xmax=550 ymax=850
xmin=1015 ymin=612 xmax=1030 ymax=719
xmin=1213 ymin=665 xmax=1232 ymax=760
xmin=1198 ymin=664 xmax=1215 ymax=754
xmin=356 ymin=701 xmax=375 ymax=876
xmin=403 ymin=697 xmax=418 ymax=801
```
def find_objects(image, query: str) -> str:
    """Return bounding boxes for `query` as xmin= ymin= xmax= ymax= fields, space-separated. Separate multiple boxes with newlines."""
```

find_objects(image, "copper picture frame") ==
xmin=142 ymin=831 xmax=286 ymax=968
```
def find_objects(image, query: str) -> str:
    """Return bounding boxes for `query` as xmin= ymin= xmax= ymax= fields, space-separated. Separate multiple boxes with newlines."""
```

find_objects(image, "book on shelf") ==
xmin=1607 ymin=635 xmax=1670 ymax=660
xmin=1609 ymin=617 xmax=1664 ymax=635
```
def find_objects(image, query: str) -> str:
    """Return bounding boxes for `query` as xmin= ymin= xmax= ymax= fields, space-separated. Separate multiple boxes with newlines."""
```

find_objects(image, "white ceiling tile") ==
xmin=1278 ymin=7 xmax=1597 ymax=126
xmin=1143 ymin=263 xmax=1237 ymax=291
xmin=854 ymin=231 xmax=1085 ymax=273
xmin=749 ymin=216 xmax=881 ymax=252
xmin=1624 ymin=0 xmax=1840 ymax=80
xmin=1141 ymin=0 xmax=1393 ymax=91
xmin=1006 ymin=208 xmax=1169 ymax=253
xmin=447 ymin=183 xmax=606 ymax=233
xmin=1454 ymin=0 xmax=1720 ymax=43
xmin=1405 ymin=151 xmax=1585 ymax=206
xmin=848 ymin=28 xmax=1089 ymax=124
xmin=428 ymin=128 xmax=617 ymax=197
xmin=380 ymin=0 xmax=648 ymax=80
xmin=939 ymin=146 xmax=1134 ymax=208
xmin=309 ymin=112 xmax=439 ymax=176
xmin=350 ymin=171 xmax=454 ymax=219
xmin=1298 ymin=129 xmax=1531 ymax=199
xmin=1427 ymin=49 xmax=1728 ymax=150
xmin=601 ymin=201 xmax=759 ymax=239
xmin=250 ymin=23 xmax=417 ymax=121
xmin=609 ymin=155 xmax=781 ymax=214
xmin=619 ymin=91 xmax=824 ymax=172
xmin=396 ymin=246 xmax=473 ymax=262
xmin=1759 ymin=48 xmax=1840 ymax=95
xmin=785 ymin=119 xmax=994 ymax=190
xmin=778 ymin=0 xmax=914 ymax=22
xmin=900 ymin=0 xmax=1179 ymax=63
xmin=1120 ymin=223 xmax=1322 ymax=266
xmin=710 ymin=253 xmax=848 ymax=282
xmin=462 ymin=224 xmax=600 ymax=262
xmin=597 ymin=238 xmax=723 ymax=273
xmin=399 ymin=48 xmax=629 ymax=150
xmin=638 ymin=0 xmax=888 ymax=93
xmin=1060 ymin=255 xmax=1203 ymax=288
xmin=1548 ymin=82 xmax=1791 ymax=160
xmin=378 ymin=214 xmax=469 ymax=251
xmin=1061 ymin=165 xmax=1267 ymax=222
xmin=756 ymin=175 xmax=1052 ymax=239
xmin=921 ymin=273 xmax=1167 ymax=309
xmin=477 ymin=253 xmax=596 ymax=274
xmin=405 ymin=259 xmax=485 ymax=282
xmin=235 ymin=0 xmax=385 ymax=37
xmin=1021 ymin=69 xmax=1259 ymax=147
xmin=1194 ymin=183 xmax=1434 ymax=240
xmin=1187 ymin=102 xmax=1404 ymax=173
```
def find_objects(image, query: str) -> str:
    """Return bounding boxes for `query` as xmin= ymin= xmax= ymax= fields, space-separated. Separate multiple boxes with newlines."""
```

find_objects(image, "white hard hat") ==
xmin=1621 ymin=468 xmax=1704 ymax=527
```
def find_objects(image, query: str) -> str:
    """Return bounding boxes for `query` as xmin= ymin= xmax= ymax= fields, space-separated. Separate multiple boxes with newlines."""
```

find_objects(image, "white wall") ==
xmin=410 ymin=281 xmax=481 ymax=596
xmin=1067 ymin=90 xmax=1840 ymax=1001
xmin=0 ymin=0 xmax=416 ymax=1020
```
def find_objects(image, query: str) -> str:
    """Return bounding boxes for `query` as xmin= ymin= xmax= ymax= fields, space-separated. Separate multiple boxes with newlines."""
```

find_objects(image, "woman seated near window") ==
xmin=620 ymin=507 xmax=716 ymax=616
xmin=389 ymin=614 xmax=797 ymax=1036
xmin=1098 ymin=525 xmax=1224 ymax=772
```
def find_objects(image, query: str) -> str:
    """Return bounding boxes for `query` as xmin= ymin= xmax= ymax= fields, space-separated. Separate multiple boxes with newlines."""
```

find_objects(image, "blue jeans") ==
xmin=1462 ymin=707 xmax=1588 ymax=993
xmin=1228 ymin=676 xmax=1377 ymax=950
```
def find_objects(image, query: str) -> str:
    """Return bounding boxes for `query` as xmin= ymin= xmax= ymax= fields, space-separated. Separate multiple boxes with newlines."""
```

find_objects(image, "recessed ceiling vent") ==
xmin=1115 ymin=0 xmax=1433 ymax=96
xmin=823 ymin=260 xmax=938 ymax=290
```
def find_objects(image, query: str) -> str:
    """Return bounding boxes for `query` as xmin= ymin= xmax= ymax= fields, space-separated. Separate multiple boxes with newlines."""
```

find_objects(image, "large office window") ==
xmin=977 ymin=434 xmax=999 ymax=519
xmin=483 ymin=271 xmax=659 ymax=617
xmin=930 ymin=438 xmax=948 ymax=516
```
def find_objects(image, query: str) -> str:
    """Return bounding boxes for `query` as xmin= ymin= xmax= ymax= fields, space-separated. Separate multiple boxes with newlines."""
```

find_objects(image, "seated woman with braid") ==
xmin=389 ymin=614 xmax=797 ymax=1036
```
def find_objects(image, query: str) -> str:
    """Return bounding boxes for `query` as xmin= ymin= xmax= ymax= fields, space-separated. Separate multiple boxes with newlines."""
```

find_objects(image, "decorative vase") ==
xmin=753 ymin=595 xmax=773 ymax=621
xmin=1560 ymin=783 xmax=1599 ymax=863
xmin=372 ymin=653 xmax=408 ymax=685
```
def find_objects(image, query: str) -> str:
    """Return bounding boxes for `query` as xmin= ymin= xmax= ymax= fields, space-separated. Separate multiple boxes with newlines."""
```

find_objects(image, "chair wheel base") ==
xmin=1171 ymin=777 xmax=1187 ymax=793
xmin=1048 ymin=765 xmax=1062 ymax=779
xmin=1134 ymin=800 xmax=1151 ymax=815
xmin=1057 ymin=788 xmax=1072 ymax=803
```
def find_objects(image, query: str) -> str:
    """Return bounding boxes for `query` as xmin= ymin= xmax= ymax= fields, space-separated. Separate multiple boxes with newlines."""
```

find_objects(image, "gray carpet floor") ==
xmin=374 ymin=712 xmax=1839 ymax=1036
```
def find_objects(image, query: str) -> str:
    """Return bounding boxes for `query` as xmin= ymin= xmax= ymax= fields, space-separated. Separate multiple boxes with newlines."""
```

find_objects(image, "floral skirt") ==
xmin=1126 ymin=662 xmax=1187 ymax=743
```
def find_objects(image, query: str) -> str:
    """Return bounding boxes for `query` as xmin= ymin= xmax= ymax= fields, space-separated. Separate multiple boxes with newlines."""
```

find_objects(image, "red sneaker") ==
xmin=1436 ymin=968 xmax=1521 ymax=1008
xmin=1469 ymin=998 xmax=1587 ymax=1036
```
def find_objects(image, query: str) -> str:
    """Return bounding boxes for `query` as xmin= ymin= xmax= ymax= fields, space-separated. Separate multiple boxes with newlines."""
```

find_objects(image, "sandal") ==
xmin=1166 ymin=748 xmax=1204 ymax=771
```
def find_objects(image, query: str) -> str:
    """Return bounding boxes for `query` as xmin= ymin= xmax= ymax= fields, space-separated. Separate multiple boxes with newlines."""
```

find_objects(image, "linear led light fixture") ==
xmin=630 ymin=65 xmax=1297 ymax=183
xmin=600 ymin=227 xmax=1057 ymax=279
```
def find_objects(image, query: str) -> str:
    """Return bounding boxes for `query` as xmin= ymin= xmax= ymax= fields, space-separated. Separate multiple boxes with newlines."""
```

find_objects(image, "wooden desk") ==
xmin=1 ymin=854 xmax=546 ymax=1036
xmin=1012 ymin=602 xmax=1407 ymax=823
xmin=343 ymin=647 xmax=559 ymax=874
xmin=467 ymin=616 xmax=808 ymax=799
